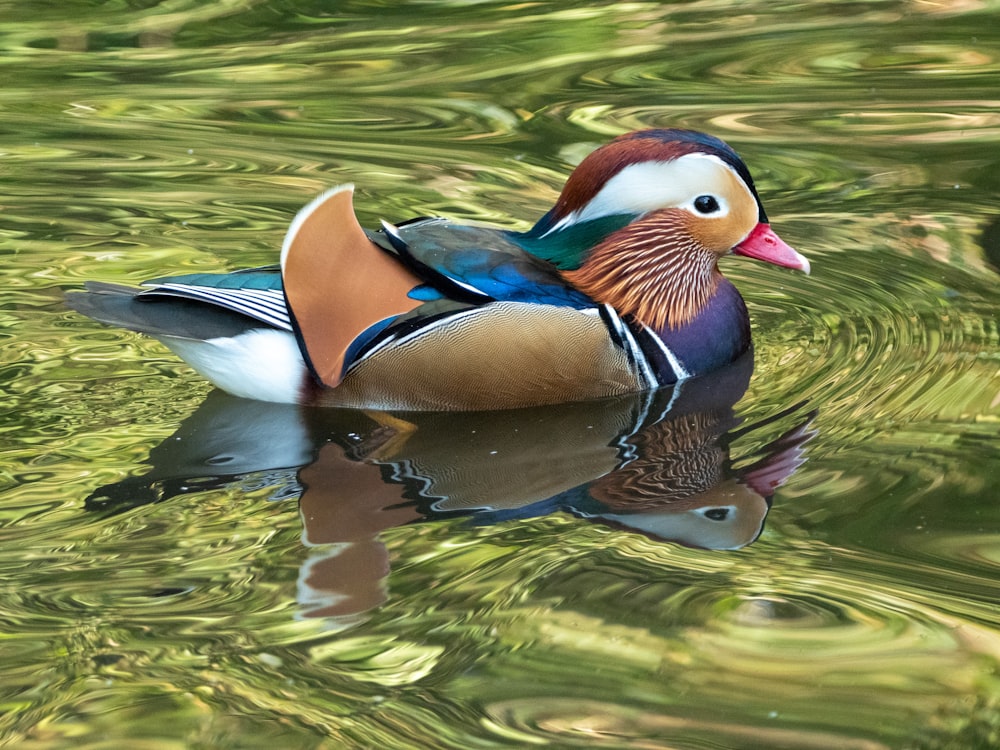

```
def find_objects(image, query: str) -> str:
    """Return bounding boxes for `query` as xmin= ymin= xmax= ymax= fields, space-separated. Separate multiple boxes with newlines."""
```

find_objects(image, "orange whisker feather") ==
xmin=562 ymin=211 xmax=721 ymax=331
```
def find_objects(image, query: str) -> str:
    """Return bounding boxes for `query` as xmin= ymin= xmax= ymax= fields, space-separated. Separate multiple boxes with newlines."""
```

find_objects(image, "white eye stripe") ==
xmin=549 ymin=153 xmax=748 ymax=232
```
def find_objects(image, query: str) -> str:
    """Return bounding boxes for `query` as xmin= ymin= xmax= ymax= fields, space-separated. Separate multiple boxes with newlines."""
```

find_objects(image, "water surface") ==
xmin=2 ymin=1 xmax=999 ymax=748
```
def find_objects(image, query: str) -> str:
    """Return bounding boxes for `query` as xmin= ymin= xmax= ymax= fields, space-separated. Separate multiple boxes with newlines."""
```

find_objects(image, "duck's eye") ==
xmin=703 ymin=507 xmax=730 ymax=521
xmin=693 ymin=195 xmax=720 ymax=214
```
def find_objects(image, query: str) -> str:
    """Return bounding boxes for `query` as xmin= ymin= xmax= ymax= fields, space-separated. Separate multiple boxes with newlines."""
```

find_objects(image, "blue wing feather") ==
xmin=371 ymin=220 xmax=595 ymax=309
xmin=119 ymin=215 xmax=598 ymax=345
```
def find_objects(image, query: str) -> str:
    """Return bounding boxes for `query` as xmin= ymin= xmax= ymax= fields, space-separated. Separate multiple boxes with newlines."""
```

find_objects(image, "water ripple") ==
xmin=2 ymin=1 xmax=1000 ymax=748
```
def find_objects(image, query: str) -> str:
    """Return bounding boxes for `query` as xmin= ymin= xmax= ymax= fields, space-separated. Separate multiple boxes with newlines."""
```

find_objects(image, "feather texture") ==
xmin=66 ymin=128 xmax=808 ymax=409
xmin=562 ymin=210 xmax=720 ymax=331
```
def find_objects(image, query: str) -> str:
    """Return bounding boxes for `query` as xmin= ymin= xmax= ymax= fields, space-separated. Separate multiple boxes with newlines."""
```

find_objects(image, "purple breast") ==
xmin=657 ymin=280 xmax=751 ymax=378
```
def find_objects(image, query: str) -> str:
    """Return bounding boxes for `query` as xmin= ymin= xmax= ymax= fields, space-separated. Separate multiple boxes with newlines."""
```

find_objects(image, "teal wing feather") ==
xmin=146 ymin=265 xmax=282 ymax=290
xmin=138 ymin=266 xmax=291 ymax=331
xmin=123 ymin=211 xmax=605 ymax=340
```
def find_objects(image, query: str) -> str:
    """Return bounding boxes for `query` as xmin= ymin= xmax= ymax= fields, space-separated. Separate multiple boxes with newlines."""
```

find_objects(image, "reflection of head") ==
xmin=585 ymin=412 xmax=770 ymax=550
xmin=592 ymin=478 xmax=769 ymax=550
xmin=590 ymin=412 xmax=728 ymax=510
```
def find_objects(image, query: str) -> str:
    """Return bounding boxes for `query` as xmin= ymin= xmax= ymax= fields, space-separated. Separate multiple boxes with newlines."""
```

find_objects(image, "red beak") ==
xmin=733 ymin=223 xmax=810 ymax=274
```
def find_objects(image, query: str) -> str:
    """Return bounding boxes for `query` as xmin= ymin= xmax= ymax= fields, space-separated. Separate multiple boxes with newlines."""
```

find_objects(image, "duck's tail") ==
xmin=66 ymin=281 xmax=262 ymax=341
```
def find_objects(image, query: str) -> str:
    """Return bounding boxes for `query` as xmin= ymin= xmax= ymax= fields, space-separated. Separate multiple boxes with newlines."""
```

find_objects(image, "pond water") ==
xmin=2 ymin=1 xmax=999 ymax=748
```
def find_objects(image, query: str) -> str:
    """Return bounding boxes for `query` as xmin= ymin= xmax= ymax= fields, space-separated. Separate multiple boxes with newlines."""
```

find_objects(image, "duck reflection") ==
xmin=85 ymin=352 xmax=814 ymax=619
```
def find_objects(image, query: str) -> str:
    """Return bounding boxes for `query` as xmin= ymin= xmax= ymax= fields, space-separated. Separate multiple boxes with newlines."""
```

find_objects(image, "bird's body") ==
xmin=67 ymin=129 xmax=809 ymax=410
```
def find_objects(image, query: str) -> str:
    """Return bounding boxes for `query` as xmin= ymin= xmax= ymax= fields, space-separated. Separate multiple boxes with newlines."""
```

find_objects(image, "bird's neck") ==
xmin=513 ymin=213 xmax=637 ymax=270
xmin=559 ymin=218 xmax=721 ymax=331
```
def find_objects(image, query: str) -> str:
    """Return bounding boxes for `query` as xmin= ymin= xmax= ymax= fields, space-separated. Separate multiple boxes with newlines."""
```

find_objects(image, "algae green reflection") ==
xmin=2 ymin=0 xmax=1000 ymax=748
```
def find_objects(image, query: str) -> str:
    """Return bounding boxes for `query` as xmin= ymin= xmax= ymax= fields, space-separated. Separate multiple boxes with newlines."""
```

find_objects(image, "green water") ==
xmin=2 ymin=1 xmax=999 ymax=748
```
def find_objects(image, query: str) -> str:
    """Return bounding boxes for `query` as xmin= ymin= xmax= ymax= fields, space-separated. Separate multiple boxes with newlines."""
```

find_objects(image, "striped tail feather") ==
xmin=65 ymin=281 xmax=267 ymax=341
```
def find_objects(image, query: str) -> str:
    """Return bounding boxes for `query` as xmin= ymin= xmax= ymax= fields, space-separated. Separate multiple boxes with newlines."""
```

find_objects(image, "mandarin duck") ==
xmin=67 ymin=129 xmax=809 ymax=410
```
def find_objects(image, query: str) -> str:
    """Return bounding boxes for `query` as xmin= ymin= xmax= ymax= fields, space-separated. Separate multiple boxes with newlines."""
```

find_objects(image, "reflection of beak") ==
xmin=594 ymin=479 xmax=769 ymax=550
xmin=734 ymin=223 xmax=811 ymax=274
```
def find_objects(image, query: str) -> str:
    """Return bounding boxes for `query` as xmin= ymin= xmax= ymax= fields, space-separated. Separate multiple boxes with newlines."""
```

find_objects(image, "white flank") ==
xmin=159 ymin=329 xmax=306 ymax=403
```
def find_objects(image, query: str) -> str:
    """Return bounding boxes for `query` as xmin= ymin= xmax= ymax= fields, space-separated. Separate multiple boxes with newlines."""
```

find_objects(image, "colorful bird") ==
xmin=67 ymin=129 xmax=809 ymax=410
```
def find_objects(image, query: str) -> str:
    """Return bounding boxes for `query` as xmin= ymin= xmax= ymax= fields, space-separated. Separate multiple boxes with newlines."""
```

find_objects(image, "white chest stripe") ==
xmin=642 ymin=329 xmax=691 ymax=381
xmin=599 ymin=305 xmax=692 ymax=387
xmin=598 ymin=305 xmax=658 ymax=390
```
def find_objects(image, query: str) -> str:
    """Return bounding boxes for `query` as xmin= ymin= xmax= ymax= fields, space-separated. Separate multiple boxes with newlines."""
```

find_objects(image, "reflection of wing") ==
xmin=369 ymin=391 xmax=658 ymax=512
xmin=351 ymin=350 xmax=757 ymax=513
xmin=80 ymin=348 xmax=814 ymax=556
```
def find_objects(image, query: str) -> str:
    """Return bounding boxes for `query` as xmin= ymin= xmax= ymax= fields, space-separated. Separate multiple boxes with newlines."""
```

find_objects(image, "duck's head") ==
xmin=526 ymin=129 xmax=809 ymax=330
